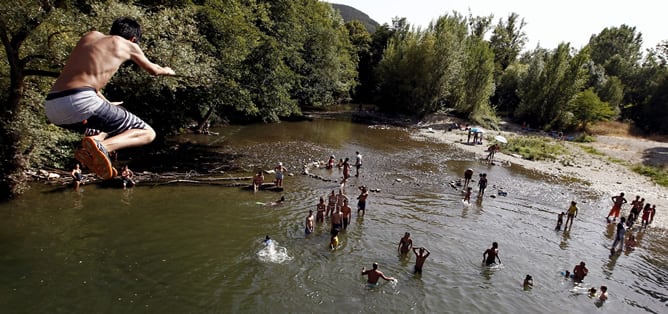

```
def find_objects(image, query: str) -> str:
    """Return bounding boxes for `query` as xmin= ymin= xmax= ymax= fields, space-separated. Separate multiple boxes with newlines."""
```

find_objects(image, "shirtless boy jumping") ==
xmin=45 ymin=17 xmax=175 ymax=179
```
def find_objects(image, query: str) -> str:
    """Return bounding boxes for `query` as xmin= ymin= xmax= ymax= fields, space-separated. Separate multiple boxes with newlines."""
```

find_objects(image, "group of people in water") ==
xmin=547 ymin=190 xmax=659 ymax=303
xmin=605 ymin=192 xmax=657 ymax=255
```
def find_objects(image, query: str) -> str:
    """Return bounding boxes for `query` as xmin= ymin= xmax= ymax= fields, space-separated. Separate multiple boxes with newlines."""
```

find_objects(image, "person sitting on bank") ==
xmin=121 ymin=165 xmax=135 ymax=188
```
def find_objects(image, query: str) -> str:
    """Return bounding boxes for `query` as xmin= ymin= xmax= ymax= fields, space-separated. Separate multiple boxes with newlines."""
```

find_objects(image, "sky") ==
xmin=328 ymin=0 xmax=665 ymax=52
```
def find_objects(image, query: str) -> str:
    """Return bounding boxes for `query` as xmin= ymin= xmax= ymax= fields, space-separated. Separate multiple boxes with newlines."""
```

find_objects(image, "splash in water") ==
xmin=257 ymin=240 xmax=293 ymax=264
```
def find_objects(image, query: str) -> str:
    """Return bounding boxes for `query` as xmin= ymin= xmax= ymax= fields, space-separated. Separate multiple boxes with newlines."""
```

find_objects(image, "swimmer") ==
xmin=599 ymin=286 xmax=608 ymax=301
xmin=523 ymin=275 xmax=533 ymax=289
xmin=268 ymin=196 xmax=285 ymax=206
xmin=361 ymin=262 xmax=395 ymax=284
xmin=263 ymin=235 xmax=271 ymax=245
xmin=563 ymin=270 xmax=571 ymax=279
xmin=588 ymin=287 xmax=597 ymax=297
xmin=330 ymin=229 xmax=339 ymax=250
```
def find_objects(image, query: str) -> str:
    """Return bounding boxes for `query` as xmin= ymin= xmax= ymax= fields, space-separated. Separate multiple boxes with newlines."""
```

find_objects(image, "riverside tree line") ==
xmin=1 ymin=0 xmax=667 ymax=199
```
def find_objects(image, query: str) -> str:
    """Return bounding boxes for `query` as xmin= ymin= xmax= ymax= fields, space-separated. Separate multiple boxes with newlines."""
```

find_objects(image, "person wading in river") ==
xmin=361 ymin=262 xmax=395 ymax=285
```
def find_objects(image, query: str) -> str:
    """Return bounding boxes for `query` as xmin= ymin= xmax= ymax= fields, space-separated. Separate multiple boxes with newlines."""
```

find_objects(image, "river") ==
xmin=0 ymin=118 xmax=665 ymax=313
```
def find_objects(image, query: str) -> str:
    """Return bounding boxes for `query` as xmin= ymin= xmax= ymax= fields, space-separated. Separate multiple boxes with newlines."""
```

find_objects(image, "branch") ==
xmin=10 ymin=2 xmax=54 ymax=48
xmin=20 ymin=54 xmax=48 ymax=67
xmin=24 ymin=69 xmax=59 ymax=77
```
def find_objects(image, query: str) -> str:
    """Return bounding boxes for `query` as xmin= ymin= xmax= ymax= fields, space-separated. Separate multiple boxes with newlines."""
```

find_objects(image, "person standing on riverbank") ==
xmin=274 ymin=162 xmax=287 ymax=187
xmin=361 ymin=263 xmax=395 ymax=285
xmin=355 ymin=151 xmax=362 ymax=177
xmin=357 ymin=185 xmax=369 ymax=216
xmin=398 ymin=232 xmax=413 ymax=255
xmin=413 ymin=247 xmax=431 ymax=274
xmin=607 ymin=192 xmax=627 ymax=222
xmin=565 ymin=201 xmax=578 ymax=230
xmin=483 ymin=242 xmax=500 ymax=265
xmin=610 ymin=217 xmax=627 ymax=255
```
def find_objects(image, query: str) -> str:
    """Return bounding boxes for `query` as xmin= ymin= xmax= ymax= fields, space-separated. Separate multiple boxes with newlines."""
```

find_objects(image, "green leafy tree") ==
xmin=0 ymin=1 xmax=59 ymax=198
xmin=516 ymin=44 xmax=589 ymax=129
xmin=568 ymin=88 xmax=616 ymax=130
xmin=489 ymin=13 xmax=527 ymax=76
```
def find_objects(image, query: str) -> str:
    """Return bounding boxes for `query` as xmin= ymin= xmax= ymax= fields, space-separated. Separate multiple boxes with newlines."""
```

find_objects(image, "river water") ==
xmin=0 ymin=118 xmax=665 ymax=313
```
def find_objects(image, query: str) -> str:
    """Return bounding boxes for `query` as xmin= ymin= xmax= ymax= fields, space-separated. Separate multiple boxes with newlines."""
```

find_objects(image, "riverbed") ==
xmin=0 ymin=119 xmax=665 ymax=313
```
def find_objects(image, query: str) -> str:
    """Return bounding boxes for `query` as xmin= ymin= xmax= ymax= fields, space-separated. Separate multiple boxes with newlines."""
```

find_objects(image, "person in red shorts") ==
xmin=606 ymin=192 xmax=627 ymax=222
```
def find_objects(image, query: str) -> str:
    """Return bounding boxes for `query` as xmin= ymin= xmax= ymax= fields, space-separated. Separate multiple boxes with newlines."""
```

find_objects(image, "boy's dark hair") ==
xmin=110 ymin=17 xmax=142 ymax=43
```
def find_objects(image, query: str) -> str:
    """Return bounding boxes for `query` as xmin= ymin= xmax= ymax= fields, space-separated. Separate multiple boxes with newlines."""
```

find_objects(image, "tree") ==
xmin=0 ymin=1 xmax=58 ymax=198
xmin=489 ymin=13 xmax=527 ymax=76
xmin=515 ymin=44 xmax=589 ymax=129
xmin=568 ymin=88 xmax=616 ymax=130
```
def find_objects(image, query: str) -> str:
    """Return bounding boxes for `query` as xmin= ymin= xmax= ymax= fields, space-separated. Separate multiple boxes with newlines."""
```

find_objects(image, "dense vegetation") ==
xmin=1 ymin=0 xmax=666 ymax=199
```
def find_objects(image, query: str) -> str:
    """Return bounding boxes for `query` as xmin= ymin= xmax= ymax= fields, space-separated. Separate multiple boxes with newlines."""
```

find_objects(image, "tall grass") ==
xmin=505 ymin=136 xmax=568 ymax=161
xmin=632 ymin=165 xmax=668 ymax=187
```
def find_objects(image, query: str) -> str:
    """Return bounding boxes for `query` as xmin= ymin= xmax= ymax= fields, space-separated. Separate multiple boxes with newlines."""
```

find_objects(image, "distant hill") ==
xmin=331 ymin=3 xmax=380 ymax=33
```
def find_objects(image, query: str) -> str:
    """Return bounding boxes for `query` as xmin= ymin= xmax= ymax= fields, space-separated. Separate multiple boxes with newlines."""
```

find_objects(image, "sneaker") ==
xmin=81 ymin=137 xmax=115 ymax=180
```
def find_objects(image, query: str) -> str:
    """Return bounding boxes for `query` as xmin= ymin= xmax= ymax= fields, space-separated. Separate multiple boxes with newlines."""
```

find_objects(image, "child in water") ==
xmin=555 ymin=212 xmax=565 ymax=231
xmin=463 ymin=187 xmax=472 ymax=203
xmin=523 ymin=275 xmax=533 ymax=289
xmin=330 ymin=230 xmax=339 ymax=250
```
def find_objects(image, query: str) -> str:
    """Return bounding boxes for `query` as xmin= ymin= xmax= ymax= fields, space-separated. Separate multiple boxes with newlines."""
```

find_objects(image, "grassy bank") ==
xmin=632 ymin=165 xmax=668 ymax=187
xmin=504 ymin=136 xmax=568 ymax=161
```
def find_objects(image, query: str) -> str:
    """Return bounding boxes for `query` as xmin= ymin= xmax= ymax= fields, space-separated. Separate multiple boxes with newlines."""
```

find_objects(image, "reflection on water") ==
xmin=0 ymin=119 xmax=666 ymax=313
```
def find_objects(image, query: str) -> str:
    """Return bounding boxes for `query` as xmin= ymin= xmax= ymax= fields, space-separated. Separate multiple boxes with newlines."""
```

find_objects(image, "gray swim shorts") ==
xmin=45 ymin=87 xmax=149 ymax=137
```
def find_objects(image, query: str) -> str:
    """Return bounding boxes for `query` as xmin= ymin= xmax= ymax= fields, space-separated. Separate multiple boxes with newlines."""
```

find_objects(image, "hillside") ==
xmin=331 ymin=3 xmax=380 ymax=33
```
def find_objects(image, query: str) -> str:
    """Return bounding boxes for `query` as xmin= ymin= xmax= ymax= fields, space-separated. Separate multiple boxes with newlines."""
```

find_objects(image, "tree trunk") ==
xmin=0 ymin=52 xmax=28 ymax=200
xmin=196 ymin=107 xmax=214 ymax=133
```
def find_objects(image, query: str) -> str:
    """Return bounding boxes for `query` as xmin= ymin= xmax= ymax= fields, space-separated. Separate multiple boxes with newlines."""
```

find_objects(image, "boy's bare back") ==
xmin=52 ymin=31 xmax=173 ymax=93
